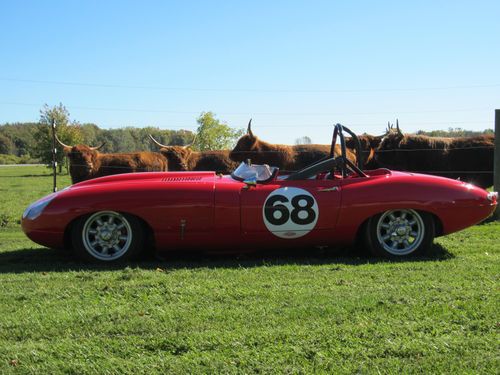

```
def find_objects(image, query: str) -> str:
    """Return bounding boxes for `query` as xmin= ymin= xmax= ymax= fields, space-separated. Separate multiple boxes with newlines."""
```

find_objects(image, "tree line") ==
xmin=0 ymin=104 xmax=243 ymax=167
xmin=416 ymin=128 xmax=494 ymax=138
xmin=0 ymin=104 xmax=493 ymax=166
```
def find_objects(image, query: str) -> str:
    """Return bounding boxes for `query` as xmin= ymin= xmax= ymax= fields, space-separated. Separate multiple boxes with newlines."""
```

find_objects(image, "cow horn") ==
xmin=396 ymin=119 xmax=402 ymax=135
xmin=247 ymin=118 xmax=253 ymax=137
xmin=149 ymin=134 xmax=169 ymax=148
xmin=90 ymin=142 xmax=106 ymax=151
xmin=55 ymin=134 xmax=71 ymax=148
xmin=184 ymin=133 xmax=197 ymax=149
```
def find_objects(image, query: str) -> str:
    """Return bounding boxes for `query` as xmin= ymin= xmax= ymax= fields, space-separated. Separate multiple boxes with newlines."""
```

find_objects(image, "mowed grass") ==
xmin=0 ymin=165 xmax=72 ymax=228
xmin=0 ymin=166 xmax=498 ymax=374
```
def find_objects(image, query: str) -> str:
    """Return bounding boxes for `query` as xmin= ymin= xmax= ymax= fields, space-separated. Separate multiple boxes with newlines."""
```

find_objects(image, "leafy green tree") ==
xmin=0 ymin=122 xmax=38 ymax=156
xmin=138 ymin=127 xmax=193 ymax=151
xmin=168 ymin=129 xmax=195 ymax=146
xmin=33 ymin=104 xmax=83 ymax=172
xmin=0 ymin=134 xmax=14 ymax=154
xmin=98 ymin=128 xmax=135 ymax=152
xmin=193 ymin=112 xmax=244 ymax=151
xmin=80 ymin=123 xmax=102 ymax=146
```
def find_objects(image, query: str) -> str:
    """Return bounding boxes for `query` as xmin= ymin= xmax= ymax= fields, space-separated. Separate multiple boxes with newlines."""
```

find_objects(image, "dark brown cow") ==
xmin=344 ymin=122 xmax=397 ymax=169
xmin=345 ymin=133 xmax=384 ymax=169
xmin=148 ymin=135 xmax=238 ymax=174
xmin=56 ymin=136 xmax=168 ymax=184
xmin=229 ymin=120 xmax=357 ymax=171
xmin=375 ymin=124 xmax=495 ymax=188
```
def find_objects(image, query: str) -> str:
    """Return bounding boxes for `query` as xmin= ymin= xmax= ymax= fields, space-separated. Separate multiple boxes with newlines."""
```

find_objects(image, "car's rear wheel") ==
xmin=364 ymin=209 xmax=434 ymax=257
xmin=71 ymin=211 xmax=143 ymax=262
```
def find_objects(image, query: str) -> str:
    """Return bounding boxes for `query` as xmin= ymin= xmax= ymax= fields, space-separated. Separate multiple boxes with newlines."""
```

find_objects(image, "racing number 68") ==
xmin=264 ymin=194 xmax=316 ymax=226
xmin=262 ymin=187 xmax=319 ymax=239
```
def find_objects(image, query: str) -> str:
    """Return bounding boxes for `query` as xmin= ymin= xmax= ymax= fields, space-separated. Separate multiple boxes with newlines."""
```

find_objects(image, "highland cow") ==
xmin=344 ymin=123 xmax=395 ymax=169
xmin=375 ymin=123 xmax=495 ymax=188
xmin=345 ymin=133 xmax=384 ymax=169
xmin=229 ymin=120 xmax=357 ymax=171
xmin=56 ymin=136 xmax=168 ymax=184
xmin=148 ymin=135 xmax=238 ymax=174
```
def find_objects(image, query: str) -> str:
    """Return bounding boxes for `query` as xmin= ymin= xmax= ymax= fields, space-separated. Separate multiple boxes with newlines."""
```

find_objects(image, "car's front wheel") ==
xmin=71 ymin=211 xmax=144 ymax=262
xmin=364 ymin=209 xmax=434 ymax=257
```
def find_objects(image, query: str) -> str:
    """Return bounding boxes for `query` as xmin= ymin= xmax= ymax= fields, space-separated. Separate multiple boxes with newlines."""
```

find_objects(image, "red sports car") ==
xmin=22 ymin=125 xmax=497 ymax=263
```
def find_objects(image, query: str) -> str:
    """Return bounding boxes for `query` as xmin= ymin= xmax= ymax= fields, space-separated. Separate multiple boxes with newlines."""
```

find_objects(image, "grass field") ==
xmin=0 ymin=166 xmax=498 ymax=374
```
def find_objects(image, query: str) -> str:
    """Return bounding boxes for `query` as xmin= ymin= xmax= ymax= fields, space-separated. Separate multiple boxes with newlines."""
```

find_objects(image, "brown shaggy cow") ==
xmin=229 ymin=120 xmax=357 ymax=171
xmin=375 ymin=124 xmax=495 ymax=188
xmin=56 ymin=136 xmax=168 ymax=184
xmin=148 ymin=135 xmax=238 ymax=174
xmin=344 ymin=123 xmax=395 ymax=169
xmin=345 ymin=133 xmax=384 ymax=169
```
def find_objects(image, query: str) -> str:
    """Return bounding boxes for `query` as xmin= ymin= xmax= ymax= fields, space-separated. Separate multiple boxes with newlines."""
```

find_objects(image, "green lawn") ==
xmin=0 ymin=166 xmax=498 ymax=374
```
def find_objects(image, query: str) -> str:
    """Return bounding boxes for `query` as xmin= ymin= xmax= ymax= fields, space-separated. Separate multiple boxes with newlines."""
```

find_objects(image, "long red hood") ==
xmin=70 ymin=171 xmax=216 ymax=188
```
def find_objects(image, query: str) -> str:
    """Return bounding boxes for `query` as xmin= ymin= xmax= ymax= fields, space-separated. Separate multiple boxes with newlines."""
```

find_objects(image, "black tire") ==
xmin=363 ymin=209 xmax=434 ymax=258
xmin=71 ymin=211 xmax=144 ymax=263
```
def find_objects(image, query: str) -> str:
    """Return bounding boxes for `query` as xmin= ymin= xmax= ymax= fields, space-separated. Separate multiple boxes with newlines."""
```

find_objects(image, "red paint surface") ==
xmin=22 ymin=168 xmax=497 ymax=253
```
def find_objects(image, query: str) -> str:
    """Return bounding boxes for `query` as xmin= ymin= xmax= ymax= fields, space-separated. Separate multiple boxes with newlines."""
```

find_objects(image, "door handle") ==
xmin=318 ymin=187 xmax=339 ymax=192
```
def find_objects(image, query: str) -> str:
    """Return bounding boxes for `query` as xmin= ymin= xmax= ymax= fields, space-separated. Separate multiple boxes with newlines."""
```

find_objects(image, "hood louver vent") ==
xmin=162 ymin=176 xmax=203 ymax=182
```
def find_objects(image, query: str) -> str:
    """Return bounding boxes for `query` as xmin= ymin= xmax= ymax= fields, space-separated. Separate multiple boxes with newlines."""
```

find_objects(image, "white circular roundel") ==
xmin=262 ymin=187 xmax=319 ymax=239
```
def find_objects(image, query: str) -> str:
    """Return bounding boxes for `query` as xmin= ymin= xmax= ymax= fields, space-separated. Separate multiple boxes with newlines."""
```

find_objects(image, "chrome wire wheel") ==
xmin=375 ymin=209 xmax=425 ymax=256
xmin=82 ymin=211 xmax=133 ymax=261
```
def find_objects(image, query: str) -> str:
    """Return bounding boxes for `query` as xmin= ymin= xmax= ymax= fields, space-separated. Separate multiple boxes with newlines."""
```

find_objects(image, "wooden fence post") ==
xmin=494 ymin=109 xmax=500 ymax=220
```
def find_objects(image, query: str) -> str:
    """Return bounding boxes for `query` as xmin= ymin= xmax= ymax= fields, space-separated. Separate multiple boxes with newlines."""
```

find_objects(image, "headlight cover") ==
xmin=22 ymin=197 xmax=54 ymax=220
xmin=487 ymin=191 xmax=498 ymax=204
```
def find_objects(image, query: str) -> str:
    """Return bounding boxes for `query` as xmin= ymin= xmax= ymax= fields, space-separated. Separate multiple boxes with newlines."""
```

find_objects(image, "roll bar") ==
xmin=287 ymin=123 xmax=367 ymax=180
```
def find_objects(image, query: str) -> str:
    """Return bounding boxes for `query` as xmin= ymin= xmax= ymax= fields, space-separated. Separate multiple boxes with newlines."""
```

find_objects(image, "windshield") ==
xmin=231 ymin=162 xmax=278 ymax=183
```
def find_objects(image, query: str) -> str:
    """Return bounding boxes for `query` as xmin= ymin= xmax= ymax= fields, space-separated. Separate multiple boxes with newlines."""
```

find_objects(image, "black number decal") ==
xmin=264 ymin=194 xmax=316 ymax=226
xmin=264 ymin=195 xmax=290 ymax=225
xmin=291 ymin=195 xmax=316 ymax=225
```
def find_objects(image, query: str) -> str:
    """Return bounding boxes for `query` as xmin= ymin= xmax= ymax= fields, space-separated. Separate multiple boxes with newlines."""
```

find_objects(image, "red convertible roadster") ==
xmin=22 ymin=125 xmax=497 ymax=262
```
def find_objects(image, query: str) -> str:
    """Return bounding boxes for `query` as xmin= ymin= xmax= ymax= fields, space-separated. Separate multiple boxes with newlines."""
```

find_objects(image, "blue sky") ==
xmin=1 ymin=0 xmax=499 ymax=143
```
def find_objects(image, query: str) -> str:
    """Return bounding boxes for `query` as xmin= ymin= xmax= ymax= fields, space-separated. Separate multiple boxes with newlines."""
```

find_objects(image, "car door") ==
xmin=240 ymin=177 xmax=342 ymax=242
